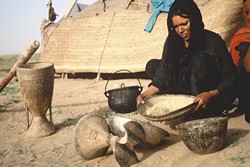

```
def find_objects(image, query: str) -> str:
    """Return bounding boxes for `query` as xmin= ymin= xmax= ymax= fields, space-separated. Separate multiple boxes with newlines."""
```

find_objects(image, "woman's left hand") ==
xmin=194 ymin=90 xmax=219 ymax=111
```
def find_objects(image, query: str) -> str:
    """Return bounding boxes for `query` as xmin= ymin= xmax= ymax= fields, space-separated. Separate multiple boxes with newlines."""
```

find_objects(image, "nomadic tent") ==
xmin=40 ymin=0 xmax=243 ymax=78
xmin=68 ymin=3 xmax=87 ymax=17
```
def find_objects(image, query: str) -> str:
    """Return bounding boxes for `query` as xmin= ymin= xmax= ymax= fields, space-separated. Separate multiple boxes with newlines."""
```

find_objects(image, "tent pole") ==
xmin=47 ymin=0 xmax=52 ymax=20
xmin=96 ymin=12 xmax=116 ymax=82
xmin=96 ymin=73 xmax=101 ymax=82
xmin=64 ymin=0 xmax=78 ymax=18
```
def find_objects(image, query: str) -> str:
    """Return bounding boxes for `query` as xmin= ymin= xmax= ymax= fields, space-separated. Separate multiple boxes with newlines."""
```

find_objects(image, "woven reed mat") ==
xmin=40 ymin=10 xmax=167 ymax=73
xmin=40 ymin=0 xmax=243 ymax=74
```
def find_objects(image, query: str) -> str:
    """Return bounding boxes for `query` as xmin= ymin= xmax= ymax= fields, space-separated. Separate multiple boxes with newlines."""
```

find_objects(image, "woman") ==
xmin=230 ymin=0 xmax=250 ymax=123
xmin=137 ymin=0 xmax=236 ymax=119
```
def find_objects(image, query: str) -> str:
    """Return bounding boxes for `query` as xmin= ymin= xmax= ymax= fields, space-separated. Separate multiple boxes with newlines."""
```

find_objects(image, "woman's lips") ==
xmin=181 ymin=34 xmax=188 ymax=39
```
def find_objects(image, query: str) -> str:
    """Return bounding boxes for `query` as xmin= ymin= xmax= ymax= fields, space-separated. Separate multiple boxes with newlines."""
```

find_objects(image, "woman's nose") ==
xmin=178 ymin=26 xmax=184 ymax=33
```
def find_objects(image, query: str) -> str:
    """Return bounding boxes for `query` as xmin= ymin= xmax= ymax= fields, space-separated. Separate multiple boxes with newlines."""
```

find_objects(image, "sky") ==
xmin=0 ymin=0 xmax=96 ymax=55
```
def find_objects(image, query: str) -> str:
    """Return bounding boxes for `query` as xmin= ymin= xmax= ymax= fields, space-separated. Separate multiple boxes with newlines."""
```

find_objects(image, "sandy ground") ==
xmin=0 ymin=56 xmax=250 ymax=167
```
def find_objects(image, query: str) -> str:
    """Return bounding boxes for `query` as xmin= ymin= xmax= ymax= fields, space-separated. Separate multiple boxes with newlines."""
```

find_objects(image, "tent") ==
xmin=40 ymin=0 xmax=243 ymax=77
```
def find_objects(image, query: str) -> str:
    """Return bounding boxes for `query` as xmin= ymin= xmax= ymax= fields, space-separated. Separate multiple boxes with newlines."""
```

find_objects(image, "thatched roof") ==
xmin=40 ymin=0 xmax=243 ymax=74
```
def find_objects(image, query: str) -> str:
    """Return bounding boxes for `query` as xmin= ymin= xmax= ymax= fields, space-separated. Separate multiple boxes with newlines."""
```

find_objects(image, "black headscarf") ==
xmin=165 ymin=0 xmax=205 ymax=76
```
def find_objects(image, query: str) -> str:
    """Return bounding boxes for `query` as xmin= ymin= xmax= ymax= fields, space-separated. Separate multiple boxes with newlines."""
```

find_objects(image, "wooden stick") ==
xmin=96 ymin=12 xmax=116 ymax=82
xmin=47 ymin=0 xmax=52 ymax=20
xmin=64 ymin=0 xmax=78 ymax=18
xmin=0 ymin=40 xmax=40 ymax=93
xmin=26 ymin=107 xmax=30 ymax=130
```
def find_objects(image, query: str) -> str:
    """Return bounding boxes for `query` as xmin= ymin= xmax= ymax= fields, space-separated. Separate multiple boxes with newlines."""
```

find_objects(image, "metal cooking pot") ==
xmin=104 ymin=69 xmax=143 ymax=113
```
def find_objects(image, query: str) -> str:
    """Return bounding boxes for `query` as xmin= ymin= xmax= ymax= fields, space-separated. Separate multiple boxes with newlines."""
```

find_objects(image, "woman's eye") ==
xmin=182 ymin=21 xmax=189 ymax=26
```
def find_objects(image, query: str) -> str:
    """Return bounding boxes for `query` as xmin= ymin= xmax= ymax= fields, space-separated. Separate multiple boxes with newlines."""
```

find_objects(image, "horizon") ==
xmin=0 ymin=0 xmax=96 ymax=55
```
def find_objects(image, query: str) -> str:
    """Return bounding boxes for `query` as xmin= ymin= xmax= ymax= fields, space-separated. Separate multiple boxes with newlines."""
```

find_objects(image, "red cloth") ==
xmin=230 ymin=0 xmax=250 ymax=67
xmin=230 ymin=28 xmax=250 ymax=67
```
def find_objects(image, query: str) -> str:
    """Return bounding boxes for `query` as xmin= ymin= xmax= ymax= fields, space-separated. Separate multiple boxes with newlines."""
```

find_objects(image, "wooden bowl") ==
xmin=138 ymin=94 xmax=197 ymax=122
xmin=175 ymin=117 xmax=228 ymax=154
xmin=108 ymin=114 xmax=170 ymax=147
xmin=73 ymin=113 xmax=111 ymax=160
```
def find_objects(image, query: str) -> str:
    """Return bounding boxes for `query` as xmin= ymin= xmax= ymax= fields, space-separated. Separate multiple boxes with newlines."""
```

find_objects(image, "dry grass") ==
xmin=0 ymin=53 xmax=40 ymax=70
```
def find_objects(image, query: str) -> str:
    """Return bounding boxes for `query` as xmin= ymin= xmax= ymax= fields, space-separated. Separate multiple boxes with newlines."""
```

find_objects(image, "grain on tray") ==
xmin=145 ymin=95 xmax=194 ymax=117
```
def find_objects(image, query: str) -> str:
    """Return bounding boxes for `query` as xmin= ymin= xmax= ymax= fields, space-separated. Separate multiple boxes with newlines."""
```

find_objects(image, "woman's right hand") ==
xmin=136 ymin=85 xmax=160 ymax=108
xmin=136 ymin=95 xmax=144 ymax=108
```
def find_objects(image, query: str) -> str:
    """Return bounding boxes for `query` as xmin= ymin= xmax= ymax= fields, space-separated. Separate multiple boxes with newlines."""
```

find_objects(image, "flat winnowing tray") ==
xmin=138 ymin=94 xmax=198 ymax=122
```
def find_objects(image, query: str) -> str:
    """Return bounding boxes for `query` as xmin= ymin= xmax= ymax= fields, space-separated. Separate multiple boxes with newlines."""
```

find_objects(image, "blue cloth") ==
xmin=144 ymin=0 xmax=175 ymax=33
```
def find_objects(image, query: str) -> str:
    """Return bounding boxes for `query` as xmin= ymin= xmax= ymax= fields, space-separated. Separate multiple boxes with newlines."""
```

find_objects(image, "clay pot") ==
xmin=176 ymin=117 xmax=228 ymax=154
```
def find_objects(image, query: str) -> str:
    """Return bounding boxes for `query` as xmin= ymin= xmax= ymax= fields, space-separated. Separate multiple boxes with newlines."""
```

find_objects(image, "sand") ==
xmin=0 ymin=56 xmax=250 ymax=167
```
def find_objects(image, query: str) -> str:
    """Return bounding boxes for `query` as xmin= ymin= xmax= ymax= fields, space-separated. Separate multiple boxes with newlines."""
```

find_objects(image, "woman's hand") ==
xmin=136 ymin=85 xmax=160 ymax=108
xmin=194 ymin=90 xmax=219 ymax=111
xmin=136 ymin=95 xmax=144 ymax=108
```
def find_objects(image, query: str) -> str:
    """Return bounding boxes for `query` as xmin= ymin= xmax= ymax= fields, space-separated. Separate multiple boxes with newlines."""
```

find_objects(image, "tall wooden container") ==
xmin=17 ymin=62 xmax=55 ymax=137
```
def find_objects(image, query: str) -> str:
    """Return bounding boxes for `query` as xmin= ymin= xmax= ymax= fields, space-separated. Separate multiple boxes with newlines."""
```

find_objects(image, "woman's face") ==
xmin=172 ymin=15 xmax=191 ymax=43
xmin=244 ymin=0 xmax=250 ymax=23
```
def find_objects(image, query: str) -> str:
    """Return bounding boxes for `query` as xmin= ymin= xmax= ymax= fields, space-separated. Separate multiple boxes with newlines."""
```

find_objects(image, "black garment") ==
xmin=147 ymin=46 xmax=221 ymax=96
xmin=235 ymin=42 xmax=250 ymax=123
xmin=146 ymin=32 xmax=235 ymax=114
xmin=146 ymin=0 xmax=236 ymax=116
